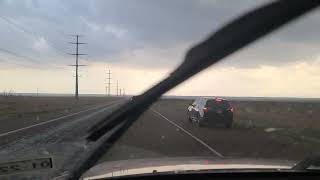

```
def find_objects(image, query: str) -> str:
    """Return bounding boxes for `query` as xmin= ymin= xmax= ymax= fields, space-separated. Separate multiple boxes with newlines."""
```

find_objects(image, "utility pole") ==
xmin=68 ymin=35 xmax=87 ymax=99
xmin=116 ymin=80 xmax=119 ymax=96
xmin=119 ymin=88 xmax=122 ymax=96
xmin=106 ymin=69 xmax=111 ymax=96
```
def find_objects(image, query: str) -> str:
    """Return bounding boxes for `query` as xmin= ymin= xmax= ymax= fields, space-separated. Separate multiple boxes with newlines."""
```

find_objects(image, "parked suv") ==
xmin=187 ymin=97 xmax=234 ymax=128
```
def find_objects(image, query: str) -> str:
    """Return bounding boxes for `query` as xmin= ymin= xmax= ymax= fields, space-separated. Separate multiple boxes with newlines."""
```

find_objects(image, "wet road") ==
xmin=0 ymin=99 xmax=124 ymax=179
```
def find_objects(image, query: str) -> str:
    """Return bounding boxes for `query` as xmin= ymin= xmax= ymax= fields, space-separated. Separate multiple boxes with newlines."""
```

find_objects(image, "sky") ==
xmin=0 ymin=0 xmax=320 ymax=97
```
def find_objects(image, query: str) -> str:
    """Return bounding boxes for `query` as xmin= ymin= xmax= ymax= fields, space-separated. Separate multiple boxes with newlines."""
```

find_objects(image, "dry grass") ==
xmin=0 ymin=95 xmax=119 ymax=121
xmin=231 ymin=101 xmax=320 ymax=130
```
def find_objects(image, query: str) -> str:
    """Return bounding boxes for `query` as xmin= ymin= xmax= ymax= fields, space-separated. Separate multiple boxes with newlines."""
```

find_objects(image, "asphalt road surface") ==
xmin=0 ymin=99 xmax=125 ymax=179
xmin=0 ymin=99 xmax=315 ymax=179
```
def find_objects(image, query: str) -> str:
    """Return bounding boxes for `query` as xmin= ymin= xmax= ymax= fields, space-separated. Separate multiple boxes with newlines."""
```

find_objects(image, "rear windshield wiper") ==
xmin=69 ymin=0 xmax=319 ymax=179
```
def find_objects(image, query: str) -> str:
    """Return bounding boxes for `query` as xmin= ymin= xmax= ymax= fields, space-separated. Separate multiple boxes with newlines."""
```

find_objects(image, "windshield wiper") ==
xmin=292 ymin=156 xmax=320 ymax=171
xmin=69 ymin=0 xmax=319 ymax=179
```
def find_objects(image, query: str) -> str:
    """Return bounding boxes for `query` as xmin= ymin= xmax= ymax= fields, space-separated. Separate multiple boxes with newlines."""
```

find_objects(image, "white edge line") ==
xmin=151 ymin=109 xmax=224 ymax=158
xmin=0 ymin=100 xmax=122 ymax=138
xmin=51 ymin=172 xmax=70 ymax=180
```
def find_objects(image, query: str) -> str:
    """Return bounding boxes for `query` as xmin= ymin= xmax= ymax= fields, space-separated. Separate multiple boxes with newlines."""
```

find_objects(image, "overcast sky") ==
xmin=0 ymin=0 xmax=320 ymax=97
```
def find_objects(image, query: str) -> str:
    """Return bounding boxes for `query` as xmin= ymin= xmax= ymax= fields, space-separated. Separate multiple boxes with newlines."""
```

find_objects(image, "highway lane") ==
xmin=0 ymin=98 xmax=120 ymax=135
xmin=0 ymin=100 xmax=124 ymax=146
xmin=0 ymin=99 xmax=125 ymax=179
xmin=0 ymin=102 xmax=113 ymax=138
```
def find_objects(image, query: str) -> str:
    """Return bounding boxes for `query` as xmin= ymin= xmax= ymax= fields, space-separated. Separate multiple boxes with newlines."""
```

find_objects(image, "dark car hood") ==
xmin=80 ymin=157 xmax=295 ymax=180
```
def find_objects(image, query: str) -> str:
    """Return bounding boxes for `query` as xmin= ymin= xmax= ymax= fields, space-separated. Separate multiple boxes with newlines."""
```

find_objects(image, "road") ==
xmin=0 ymin=99 xmax=124 ymax=179
xmin=0 ymin=98 xmax=315 ymax=179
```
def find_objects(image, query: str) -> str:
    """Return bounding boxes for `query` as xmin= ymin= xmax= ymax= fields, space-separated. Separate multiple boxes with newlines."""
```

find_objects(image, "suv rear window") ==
xmin=206 ymin=100 xmax=230 ymax=109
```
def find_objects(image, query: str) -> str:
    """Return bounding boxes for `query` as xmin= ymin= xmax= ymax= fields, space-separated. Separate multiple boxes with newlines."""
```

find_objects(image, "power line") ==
xmin=0 ymin=16 xmax=69 ymax=58
xmin=0 ymin=16 xmax=91 ymax=64
xmin=68 ymin=35 xmax=87 ymax=99
xmin=0 ymin=48 xmax=40 ymax=64
xmin=0 ymin=16 xmax=73 ymax=67
xmin=0 ymin=47 xmax=66 ymax=69
xmin=0 ymin=16 xmax=35 ymax=36
xmin=0 ymin=57 xmax=34 ymax=69
xmin=106 ymin=69 xmax=111 ymax=96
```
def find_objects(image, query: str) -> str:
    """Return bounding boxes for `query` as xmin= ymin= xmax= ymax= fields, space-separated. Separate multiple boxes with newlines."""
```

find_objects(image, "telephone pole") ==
xmin=68 ymin=35 xmax=87 ymax=99
xmin=116 ymin=80 xmax=119 ymax=96
xmin=106 ymin=69 xmax=111 ymax=96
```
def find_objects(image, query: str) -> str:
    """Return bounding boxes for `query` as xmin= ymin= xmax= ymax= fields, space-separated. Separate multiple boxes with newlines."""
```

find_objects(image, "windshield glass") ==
xmin=0 ymin=0 xmax=320 ymax=179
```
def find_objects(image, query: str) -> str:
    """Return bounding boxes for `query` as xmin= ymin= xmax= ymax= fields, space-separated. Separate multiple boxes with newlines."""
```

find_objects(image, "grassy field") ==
xmin=0 ymin=95 xmax=119 ymax=121
xmin=231 ymin=100 xmax=320 ymax=145
xmin=232 ymin=100 xmax=320 ymax=129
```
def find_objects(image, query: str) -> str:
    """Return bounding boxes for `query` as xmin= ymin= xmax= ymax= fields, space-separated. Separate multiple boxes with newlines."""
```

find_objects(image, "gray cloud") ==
xmin=0 ymin=0 xmax=319 ymax=69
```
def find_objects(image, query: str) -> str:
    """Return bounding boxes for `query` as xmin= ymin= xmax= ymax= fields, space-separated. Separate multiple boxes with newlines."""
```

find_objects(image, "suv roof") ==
xmin=200 ymin=97 xmax=227 ymax=101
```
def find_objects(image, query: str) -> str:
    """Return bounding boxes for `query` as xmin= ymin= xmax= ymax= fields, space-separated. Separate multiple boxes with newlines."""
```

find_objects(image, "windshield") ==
xmin=0 ymin=0 xmax=320 ymax=179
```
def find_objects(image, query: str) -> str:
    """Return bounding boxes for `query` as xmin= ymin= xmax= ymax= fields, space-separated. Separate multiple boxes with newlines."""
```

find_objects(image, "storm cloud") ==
xmin=0 ymin=0 xmax=319 ymax=69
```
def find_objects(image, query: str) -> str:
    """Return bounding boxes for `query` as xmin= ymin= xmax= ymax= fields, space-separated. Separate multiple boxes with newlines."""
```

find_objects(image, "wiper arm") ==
xmin=69 ymin=0 xmax=319 ymax=179
xmin=292 ymin=156 xmax=320 ymax=170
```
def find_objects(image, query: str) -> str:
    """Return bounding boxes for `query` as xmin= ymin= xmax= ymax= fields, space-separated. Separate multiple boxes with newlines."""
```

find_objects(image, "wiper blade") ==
xmin=292 ymin=156 xmax=320 ymax=170
xmin=69 ymin=0 xmax=319 ymax=179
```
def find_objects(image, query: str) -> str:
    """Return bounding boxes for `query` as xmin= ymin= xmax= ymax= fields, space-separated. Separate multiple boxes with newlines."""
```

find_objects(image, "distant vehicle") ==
xmin=187 ymin=97 xmax=234 ymax=128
